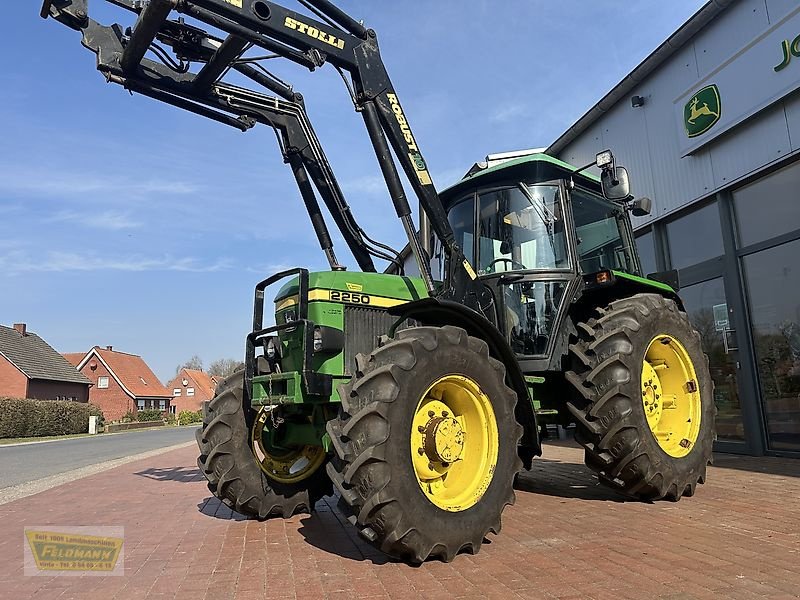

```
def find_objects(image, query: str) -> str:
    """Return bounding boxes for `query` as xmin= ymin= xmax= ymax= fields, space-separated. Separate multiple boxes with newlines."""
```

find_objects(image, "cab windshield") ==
xmin=477 ymin=184 xmax=569 ymax=274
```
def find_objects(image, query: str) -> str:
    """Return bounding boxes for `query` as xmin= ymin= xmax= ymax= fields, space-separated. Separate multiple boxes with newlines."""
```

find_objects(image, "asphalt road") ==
xmin=0 ymin=426 xmax=200 ymax=489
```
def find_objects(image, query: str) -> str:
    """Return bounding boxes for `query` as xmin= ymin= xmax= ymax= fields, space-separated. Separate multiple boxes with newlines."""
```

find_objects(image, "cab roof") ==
xmin=440 ymin=153 xmax=602 ymax=208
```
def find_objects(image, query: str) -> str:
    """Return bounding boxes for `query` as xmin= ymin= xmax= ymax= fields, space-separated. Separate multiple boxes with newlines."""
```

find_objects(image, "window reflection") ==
xmin=477 ymin=185 xmax=569 ymax=273
xmin=680 ymin=279 xmax=744 ymax=441
xmin=666 ymin=202 xmax=724 ymax=269
xmin=743 ymin=239 xmax=800 ymax=452
xmin=447 ymin=196 xmax=475 ymax=265
xmin=501 ymin=280 xmax=566 ymax=356
xmin=572 ymin=188 xmax=636 ymax=275
xmin=636 ymin=230 xmax=657 ymax=276
xmin=734 ymin=161 xmax=800 ymax=248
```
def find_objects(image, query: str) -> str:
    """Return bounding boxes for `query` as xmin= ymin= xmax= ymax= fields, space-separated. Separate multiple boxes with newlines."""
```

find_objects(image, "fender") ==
xmin=390 ymin=297 xmax=541 ymax=466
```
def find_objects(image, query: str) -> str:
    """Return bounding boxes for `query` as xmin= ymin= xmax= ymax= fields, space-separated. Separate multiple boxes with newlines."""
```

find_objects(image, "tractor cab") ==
xmin=440 ymin=153 xmax=642 ymax=359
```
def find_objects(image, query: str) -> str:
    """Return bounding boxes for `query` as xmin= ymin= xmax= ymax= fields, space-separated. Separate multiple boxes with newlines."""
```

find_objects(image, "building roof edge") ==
xmin=547 ymin=0 xmax=736 ymax=156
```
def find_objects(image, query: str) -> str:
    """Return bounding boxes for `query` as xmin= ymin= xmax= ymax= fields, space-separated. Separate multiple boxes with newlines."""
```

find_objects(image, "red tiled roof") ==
xmin=76 ymin=347 xmax=170 ymax=398
xmin=62 ymin=353 xmax=84 ymax=367
xmin=182 ymin=369 xmax=217 ymax=398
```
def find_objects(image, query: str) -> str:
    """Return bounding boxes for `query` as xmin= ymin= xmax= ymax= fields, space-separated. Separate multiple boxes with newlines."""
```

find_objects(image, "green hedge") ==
xmin=178 ymin=410 xmax=203 ymax=426
xmin=0 ymin=398 xmax=105 ymax=439
xmin=136 ymin=408 xmax=164 ymax=422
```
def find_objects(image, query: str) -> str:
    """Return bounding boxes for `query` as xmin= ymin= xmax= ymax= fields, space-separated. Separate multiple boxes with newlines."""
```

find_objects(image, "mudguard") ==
xmin=390 ymin=297 xmax=541 ymax=466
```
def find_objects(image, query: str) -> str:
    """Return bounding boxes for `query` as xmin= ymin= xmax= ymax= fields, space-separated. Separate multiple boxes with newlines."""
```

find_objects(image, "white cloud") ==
xmin=0 ymin=250 xmax=232 ymax=275
xmin=342 ymin=175 xmax=387 ymax=197
xmin=0 ymin=167 xmax=200 ymax=199
xmin=48 ymin=210 xmax=142 ymax=230
xmin=489 ymin=102 xmax=529 ymax=124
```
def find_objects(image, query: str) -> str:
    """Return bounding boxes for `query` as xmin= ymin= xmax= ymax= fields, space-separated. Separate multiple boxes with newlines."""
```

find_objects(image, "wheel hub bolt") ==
xmin=423 ymin=416 xmax=465 ymax=463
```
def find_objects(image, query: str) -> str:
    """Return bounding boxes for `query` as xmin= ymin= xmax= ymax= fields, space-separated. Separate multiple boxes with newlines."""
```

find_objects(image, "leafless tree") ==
xmin=176 ymin=354 xmax=204 ymax=375
xmin=208 ymin=358 xmax=244 ymax=378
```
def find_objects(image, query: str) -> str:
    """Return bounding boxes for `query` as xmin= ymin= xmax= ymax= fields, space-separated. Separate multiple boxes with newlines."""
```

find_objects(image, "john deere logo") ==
xmin=684 ymin=85 xmax=721 ymax=138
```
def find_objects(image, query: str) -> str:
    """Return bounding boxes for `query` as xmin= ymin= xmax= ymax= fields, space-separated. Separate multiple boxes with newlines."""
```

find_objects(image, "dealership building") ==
xmin=549 ymin=0 xmax=800 ymax=457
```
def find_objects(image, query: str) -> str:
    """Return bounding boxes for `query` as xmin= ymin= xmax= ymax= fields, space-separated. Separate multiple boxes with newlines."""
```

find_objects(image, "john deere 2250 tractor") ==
xmin=44 ymin=0 xmax=715 ymax=563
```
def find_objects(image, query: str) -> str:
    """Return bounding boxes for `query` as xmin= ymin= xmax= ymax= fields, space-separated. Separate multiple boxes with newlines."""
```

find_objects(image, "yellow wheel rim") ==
xmin=641 ymin=334 xmax=702 ymax=458
xmin=251 ymin=408 xmax=326 ymax=484
xmin=410 ymin=374 xmax=499 ymax=512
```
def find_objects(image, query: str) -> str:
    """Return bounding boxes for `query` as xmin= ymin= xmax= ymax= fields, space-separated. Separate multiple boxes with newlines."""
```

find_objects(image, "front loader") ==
xmin=43 ymin=0 xmax=716 ymax=563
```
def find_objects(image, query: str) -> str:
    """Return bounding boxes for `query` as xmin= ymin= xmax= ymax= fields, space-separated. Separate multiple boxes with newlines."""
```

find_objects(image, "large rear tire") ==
xmin=196 ymin=371 xmax=331 ymax=518
xmin=566 ymin=293 xmax=715 ymax=500
xmin=326 ymin=326 xmax=522 ymax=563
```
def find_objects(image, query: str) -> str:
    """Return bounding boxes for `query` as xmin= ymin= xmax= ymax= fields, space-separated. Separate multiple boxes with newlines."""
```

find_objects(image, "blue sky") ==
xmin=1 ymin=1 xmax=706 ymax=382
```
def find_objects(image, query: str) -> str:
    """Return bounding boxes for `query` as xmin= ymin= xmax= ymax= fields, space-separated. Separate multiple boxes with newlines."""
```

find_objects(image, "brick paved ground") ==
xmin=1 ymin=442 xmax=798 ymax=600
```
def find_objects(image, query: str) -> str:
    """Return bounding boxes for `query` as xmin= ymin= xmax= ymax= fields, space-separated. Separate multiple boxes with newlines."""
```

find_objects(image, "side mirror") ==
xmin=631 ymin=197 xmax=652 ymax=217
xmin=601 ymin=166 xmax=630 ymax=200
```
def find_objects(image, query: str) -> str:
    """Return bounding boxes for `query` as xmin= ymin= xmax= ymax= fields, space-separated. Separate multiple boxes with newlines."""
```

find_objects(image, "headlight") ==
xmin=311 ymin=326 xmax=344 ymax=355
xmin=313 ymin=328 xmax=323 ymax=352
xmin=595 ymin=149 xmax=614 ymax=170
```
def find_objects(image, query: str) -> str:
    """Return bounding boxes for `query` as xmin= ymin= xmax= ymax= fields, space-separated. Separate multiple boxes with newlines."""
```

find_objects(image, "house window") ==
xmin=137 ymin=399 xmax=145 ymax=410
xmin=97 ymin=376 xmax=109 ymax=389
xmin=173 ymin=388 xmax=181 ymax=397
xmin=187 ymin=388 xmax=195 ymax=396
xmin=159 ymin=399 xmax=166 ymax=410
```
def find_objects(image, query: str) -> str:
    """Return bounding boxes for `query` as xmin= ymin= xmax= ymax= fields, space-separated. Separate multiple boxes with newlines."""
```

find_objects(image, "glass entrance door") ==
xmin=680 ymin=277 xmax=746 ymax=442
xmin=742 ymin=238 xmax=800 ymax=452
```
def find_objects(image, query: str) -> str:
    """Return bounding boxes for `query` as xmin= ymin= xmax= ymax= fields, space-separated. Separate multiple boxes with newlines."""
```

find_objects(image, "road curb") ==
xmin=0 ymin=441 xmax=196 ymax=506
xmin=0 ymin=424 xmax=200 ymax=448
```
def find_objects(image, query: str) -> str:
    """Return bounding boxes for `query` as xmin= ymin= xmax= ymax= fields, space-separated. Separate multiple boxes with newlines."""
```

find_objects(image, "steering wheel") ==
xmin=487 ymin=257 xmax=527 ymax=273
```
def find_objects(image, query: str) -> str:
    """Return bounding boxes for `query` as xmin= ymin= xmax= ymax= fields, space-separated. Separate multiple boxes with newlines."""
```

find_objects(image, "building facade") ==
xmin=0 ymin=323 xmax=91 ymax=402
xmin=165 ymin=368 xmax=217 ymax=414
xmin=64 ymin=346 xmax=171 ymax=421
xmin=549 ymin=0 xmax=800 ymax=456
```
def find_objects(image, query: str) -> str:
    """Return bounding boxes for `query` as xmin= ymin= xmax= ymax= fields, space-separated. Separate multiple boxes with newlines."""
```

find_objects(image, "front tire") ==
xmin=326 ymin=326 xmax=522 ymax=563
xmin=565 ymin=293 xmax=715 ymax=500
xmin=196 ymin=371 xmax=331 ymax=518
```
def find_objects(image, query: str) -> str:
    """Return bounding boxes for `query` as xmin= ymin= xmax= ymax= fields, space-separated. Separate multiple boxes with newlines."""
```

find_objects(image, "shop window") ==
xmin=743 ymin=238 xmax=800 ymax=452
xmin=680 ymin=279 xmax=744 ymax=441
xmin=635 ymin=230 xmax=657 ymax=275
xmin=665 ymin=202 xmax=723 ymax=270
xmin=97 ymin=376 xmax=109 ymax=389
xmin=734 ymin=160 xmax=800 ymax=248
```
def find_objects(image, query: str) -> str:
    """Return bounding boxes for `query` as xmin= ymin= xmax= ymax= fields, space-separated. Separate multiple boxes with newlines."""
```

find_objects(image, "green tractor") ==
xmin=44 ymin=0 xmax=715 ymax=563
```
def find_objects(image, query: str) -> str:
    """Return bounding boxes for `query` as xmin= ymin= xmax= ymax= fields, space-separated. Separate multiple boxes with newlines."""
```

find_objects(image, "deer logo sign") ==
xmin=684 ymin=85 xmax=721 ymax=138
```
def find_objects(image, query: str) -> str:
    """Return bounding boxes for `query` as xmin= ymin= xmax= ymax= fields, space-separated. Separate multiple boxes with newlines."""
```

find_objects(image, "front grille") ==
xmin=343 ymin=306 xmax=398 ymax=375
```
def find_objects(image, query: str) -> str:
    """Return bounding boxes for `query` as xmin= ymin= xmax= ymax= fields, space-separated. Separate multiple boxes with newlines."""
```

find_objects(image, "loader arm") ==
xmin=42 ymin=0 xmax=393 ymax=272
xmin=42 ymin=0 xmax=487 ymax=307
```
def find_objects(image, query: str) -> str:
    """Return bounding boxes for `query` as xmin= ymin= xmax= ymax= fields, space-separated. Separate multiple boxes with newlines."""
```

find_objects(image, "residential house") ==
xmin=64 ymin=346 xmax=171 ymax=421
xmin=0 ymin=323 xmax=91 ymax=401
xmin=165 ymin=368 xmax=217 ymax=414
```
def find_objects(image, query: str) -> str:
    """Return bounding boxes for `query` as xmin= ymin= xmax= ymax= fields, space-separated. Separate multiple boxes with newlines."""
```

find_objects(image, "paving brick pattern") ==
xmin=1 ymin=442 xmax=798 ymax=600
